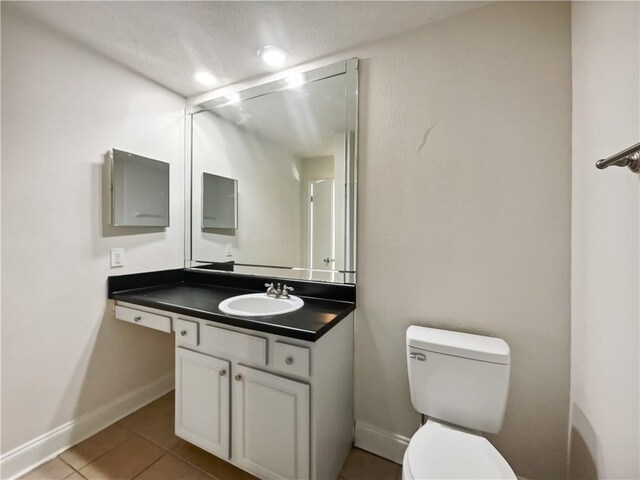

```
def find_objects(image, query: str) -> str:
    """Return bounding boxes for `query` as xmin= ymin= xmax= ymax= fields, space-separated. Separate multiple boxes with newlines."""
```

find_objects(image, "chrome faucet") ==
xmin=264 ymin=282 xmax=294 ymax=299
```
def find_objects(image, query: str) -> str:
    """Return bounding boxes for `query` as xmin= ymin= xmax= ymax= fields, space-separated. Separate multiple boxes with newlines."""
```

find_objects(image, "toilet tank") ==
xmin=406 ymin=326 xmax=511 ymax=434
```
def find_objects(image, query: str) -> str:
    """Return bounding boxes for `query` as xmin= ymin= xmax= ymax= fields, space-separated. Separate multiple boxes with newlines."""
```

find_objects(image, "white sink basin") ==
xmin=218 ymin=293 xmax=304 ymax=317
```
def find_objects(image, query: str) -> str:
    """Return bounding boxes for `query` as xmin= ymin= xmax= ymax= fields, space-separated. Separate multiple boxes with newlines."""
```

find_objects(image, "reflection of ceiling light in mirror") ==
xmin=225 ymin=92 xmax=241 ymax=104
xmin=258 ymin=45 xmax=287 ymax=69
xmin=193 ymin=71 xmax=217 ymax=87
xmin=285 ymin=73 xmax=305 ymax=89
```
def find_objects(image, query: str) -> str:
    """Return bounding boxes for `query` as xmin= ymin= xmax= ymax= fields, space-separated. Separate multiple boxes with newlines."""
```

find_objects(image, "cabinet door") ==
xmin=175 ymin=347 xmax=230 ymax=459
xmin=232 ymin=365 xmax=310 ymax=480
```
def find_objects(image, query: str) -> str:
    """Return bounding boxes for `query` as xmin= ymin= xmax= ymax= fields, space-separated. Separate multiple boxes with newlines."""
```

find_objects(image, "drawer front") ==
xmin=201 ymin=325 xmax=267 ymax=365
xmin=175 ymin=318 xmax=199 ymax=346
xmin=272 ymin=342 xmax=310 ymax=378
xmin=115 ymin=305 xmax=171 ymax=333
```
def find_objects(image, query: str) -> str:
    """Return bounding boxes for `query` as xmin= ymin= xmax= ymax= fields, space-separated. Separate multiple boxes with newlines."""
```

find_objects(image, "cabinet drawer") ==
xmin=175 ymin=318 xmax=199 ymax=346
xmin=115 ymin=305 xmax=171 ymax=333
xmin=273 ymin=342 xmax=310 ymax=378
xmin=201 ymin=325 xmax=267 ymax=365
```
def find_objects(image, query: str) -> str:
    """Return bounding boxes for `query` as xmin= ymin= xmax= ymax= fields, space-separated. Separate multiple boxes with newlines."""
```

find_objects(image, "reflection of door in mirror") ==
xmin=309 ymin=179 xmax=334 ymax=271
xmin=300 ymin=154 xmax=337 ymax=281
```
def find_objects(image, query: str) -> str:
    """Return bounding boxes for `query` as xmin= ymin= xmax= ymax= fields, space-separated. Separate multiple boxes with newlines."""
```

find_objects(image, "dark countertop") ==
xmin=110 ymin=273 xmax=355 ymax=341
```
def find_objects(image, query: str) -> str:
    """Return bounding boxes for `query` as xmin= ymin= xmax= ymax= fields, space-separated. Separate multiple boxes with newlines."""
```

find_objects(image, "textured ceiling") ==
xmin=8 ymin=1 xmax=487 ymax=97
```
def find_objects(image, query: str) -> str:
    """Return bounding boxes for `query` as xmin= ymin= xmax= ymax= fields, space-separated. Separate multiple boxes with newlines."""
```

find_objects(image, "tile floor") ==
xmin=19 ymin=391 xmax=401 ymax=480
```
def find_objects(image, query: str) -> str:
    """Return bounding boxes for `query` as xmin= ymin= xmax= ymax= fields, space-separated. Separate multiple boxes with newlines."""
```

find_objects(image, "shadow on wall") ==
xmin=52 ymin=303 xmax=174 ymax=443
xmin=568 ymin=404 xmax=599 ymax=480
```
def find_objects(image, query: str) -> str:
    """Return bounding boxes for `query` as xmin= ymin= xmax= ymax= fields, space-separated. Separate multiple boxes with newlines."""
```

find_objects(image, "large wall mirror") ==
xmin=186 ymin=59 xmax=358 ymax=283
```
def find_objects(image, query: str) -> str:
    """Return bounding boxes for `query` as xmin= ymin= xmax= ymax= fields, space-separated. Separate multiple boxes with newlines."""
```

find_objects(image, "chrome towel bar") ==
xmin=595 ymin=142 xmax=640 ymax=173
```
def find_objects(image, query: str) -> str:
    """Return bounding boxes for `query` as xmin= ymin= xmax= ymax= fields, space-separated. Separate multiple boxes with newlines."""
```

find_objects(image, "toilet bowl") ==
xmin=402 ymin=420 xmax=516 ymax=479
xmin=404 ymin=326 xmax=516 ymax=479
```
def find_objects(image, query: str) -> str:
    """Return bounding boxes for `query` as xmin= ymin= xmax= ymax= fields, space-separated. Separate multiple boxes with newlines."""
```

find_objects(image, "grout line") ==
xmin=56 ymin=455 xmax=80 ymax=474
xmin=113 ymin=409 xmax=219 ymax=479
xmin=116 ymin=416 xmax=182 ymax=454
xmin=130 ymin=453 xmax=166 ymax=480
xmin=57 ymin=397 xmax=228 ymax=480
xmin=165 ymin=448 xmax=219 ymax=480
xmin=69 ymin=427 xmax=143 ymax=475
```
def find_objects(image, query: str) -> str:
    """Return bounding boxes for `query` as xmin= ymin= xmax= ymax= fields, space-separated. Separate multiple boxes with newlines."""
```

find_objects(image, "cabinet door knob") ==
xmin=234 ymin=374 xmax=242 ymax=381
xmin=133 ymin=316 xmax=142 ymax=322
xmin=285 ymin=356 xmax=294 ymax=365
xmin=219 ymin=370 xmax=226 ymax=376
xmin=180 ymin=330 xmax=187 ymax=336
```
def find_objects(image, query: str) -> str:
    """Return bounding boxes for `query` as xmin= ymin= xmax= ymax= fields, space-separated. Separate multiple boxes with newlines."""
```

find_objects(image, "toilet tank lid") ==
xmin=407 ymin=326 xmax=510 ymax=364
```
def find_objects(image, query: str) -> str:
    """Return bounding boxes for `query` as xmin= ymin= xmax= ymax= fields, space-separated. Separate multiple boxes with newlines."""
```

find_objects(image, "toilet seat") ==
xmin=402 ymin=420 xmax=516 ymax=480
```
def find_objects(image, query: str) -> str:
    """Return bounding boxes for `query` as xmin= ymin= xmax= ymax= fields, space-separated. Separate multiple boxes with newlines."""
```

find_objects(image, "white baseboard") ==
xmin=354 ymin=421 xmax=410 ymax=465
xmin=0 ymin=373 xmax=174 ymax=480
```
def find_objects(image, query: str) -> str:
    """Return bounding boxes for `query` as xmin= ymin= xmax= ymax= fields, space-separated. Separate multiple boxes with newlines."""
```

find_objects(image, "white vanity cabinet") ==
xmin=114 ymin=300 xmax=354 ymax=480
xmin=175 ymin=347 xmax=230 ymax=459
xmin=232 ymin=365 xmax=310 ymax=479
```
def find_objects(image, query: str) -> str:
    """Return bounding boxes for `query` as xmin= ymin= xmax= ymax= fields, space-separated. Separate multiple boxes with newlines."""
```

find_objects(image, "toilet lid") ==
xmin=406 ymin=420 xmax=516 ymax=480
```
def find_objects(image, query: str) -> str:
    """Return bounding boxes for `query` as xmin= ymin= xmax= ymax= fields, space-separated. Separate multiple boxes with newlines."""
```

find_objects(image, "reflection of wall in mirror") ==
xmin=192 ymin=111 xmax=303 ymax=267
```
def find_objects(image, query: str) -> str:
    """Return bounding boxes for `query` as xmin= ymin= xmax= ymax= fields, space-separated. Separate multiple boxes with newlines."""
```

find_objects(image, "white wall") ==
xmin=570 ymin=2 xmax=640 ymax=479
xmin=349 ymin=3 xmax=572 ymax=478
xmin=1 ymin=3 xmax=184 ymax=459
xmin=191 ymin=112 xmax=303 ymax=267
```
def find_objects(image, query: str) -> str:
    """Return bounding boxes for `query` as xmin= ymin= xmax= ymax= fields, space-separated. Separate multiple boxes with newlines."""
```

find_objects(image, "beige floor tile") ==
xmin=162 ymin=390 xmax=175 ymax=403
xmin=140 ymin=412 xmax=181 ymax=450
xmin=19 ymin=457 xmax=75 ymax=480
xmin=118 ymin=398 xmax=172 ymax=433
xmin=65 ymin=473 xmax=87 ymax=480
xmin=118 ymin=397 xmax=179 ymax=449
xmin=60 ymin=424 xmax=132 ymax=470
xmin=340 ymin=448 xmax=402 ymax=480
xmin=80 ymin=434 xmax=164 ymax=480
xmin=134 ymin=454 xmax=210 ymax=480
xmin=171 ymin=441 xmax=258 ymax=480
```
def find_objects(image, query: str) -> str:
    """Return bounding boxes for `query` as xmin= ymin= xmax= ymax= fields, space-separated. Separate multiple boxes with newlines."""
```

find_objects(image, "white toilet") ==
xmin=403 ymin=326 xmax=517 ymax=480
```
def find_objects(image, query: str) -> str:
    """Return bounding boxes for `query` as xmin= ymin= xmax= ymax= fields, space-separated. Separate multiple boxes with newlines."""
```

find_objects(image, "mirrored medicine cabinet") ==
xmin=109 ymin=149 xmax=170 ymax=227
xmin=185 ymin=59 xmax=358 ymax=283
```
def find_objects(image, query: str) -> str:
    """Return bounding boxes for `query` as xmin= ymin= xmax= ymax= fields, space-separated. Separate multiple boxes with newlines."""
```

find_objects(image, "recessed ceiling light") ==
xmin=193 ymin=70 xmax=217 ymax=87
xmin=285 ymin=73 xmax=304 ymax=89
xmin=258 ymin=46 xmax=287 ymax=69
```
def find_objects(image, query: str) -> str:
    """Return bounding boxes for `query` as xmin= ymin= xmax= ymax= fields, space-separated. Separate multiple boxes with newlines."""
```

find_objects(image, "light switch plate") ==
xmin=225 ymin=243 xmax=233 ymax=257
xmin=110 ymin=248 xmax=125 ymax=267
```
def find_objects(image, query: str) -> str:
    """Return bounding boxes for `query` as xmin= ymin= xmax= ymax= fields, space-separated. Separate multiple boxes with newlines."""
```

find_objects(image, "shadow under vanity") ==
xmin=107 ymin=59 xmax=359 ymax=480
xmin=108 ymin=269 xmax=355 ymax=480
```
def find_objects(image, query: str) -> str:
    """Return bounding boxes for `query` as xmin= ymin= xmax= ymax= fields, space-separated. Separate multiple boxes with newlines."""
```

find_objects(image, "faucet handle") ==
xmin=265 ymin=282 xmax=276 ymax=297
xmin=281 ymin=284 xmax=294 ymax=299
